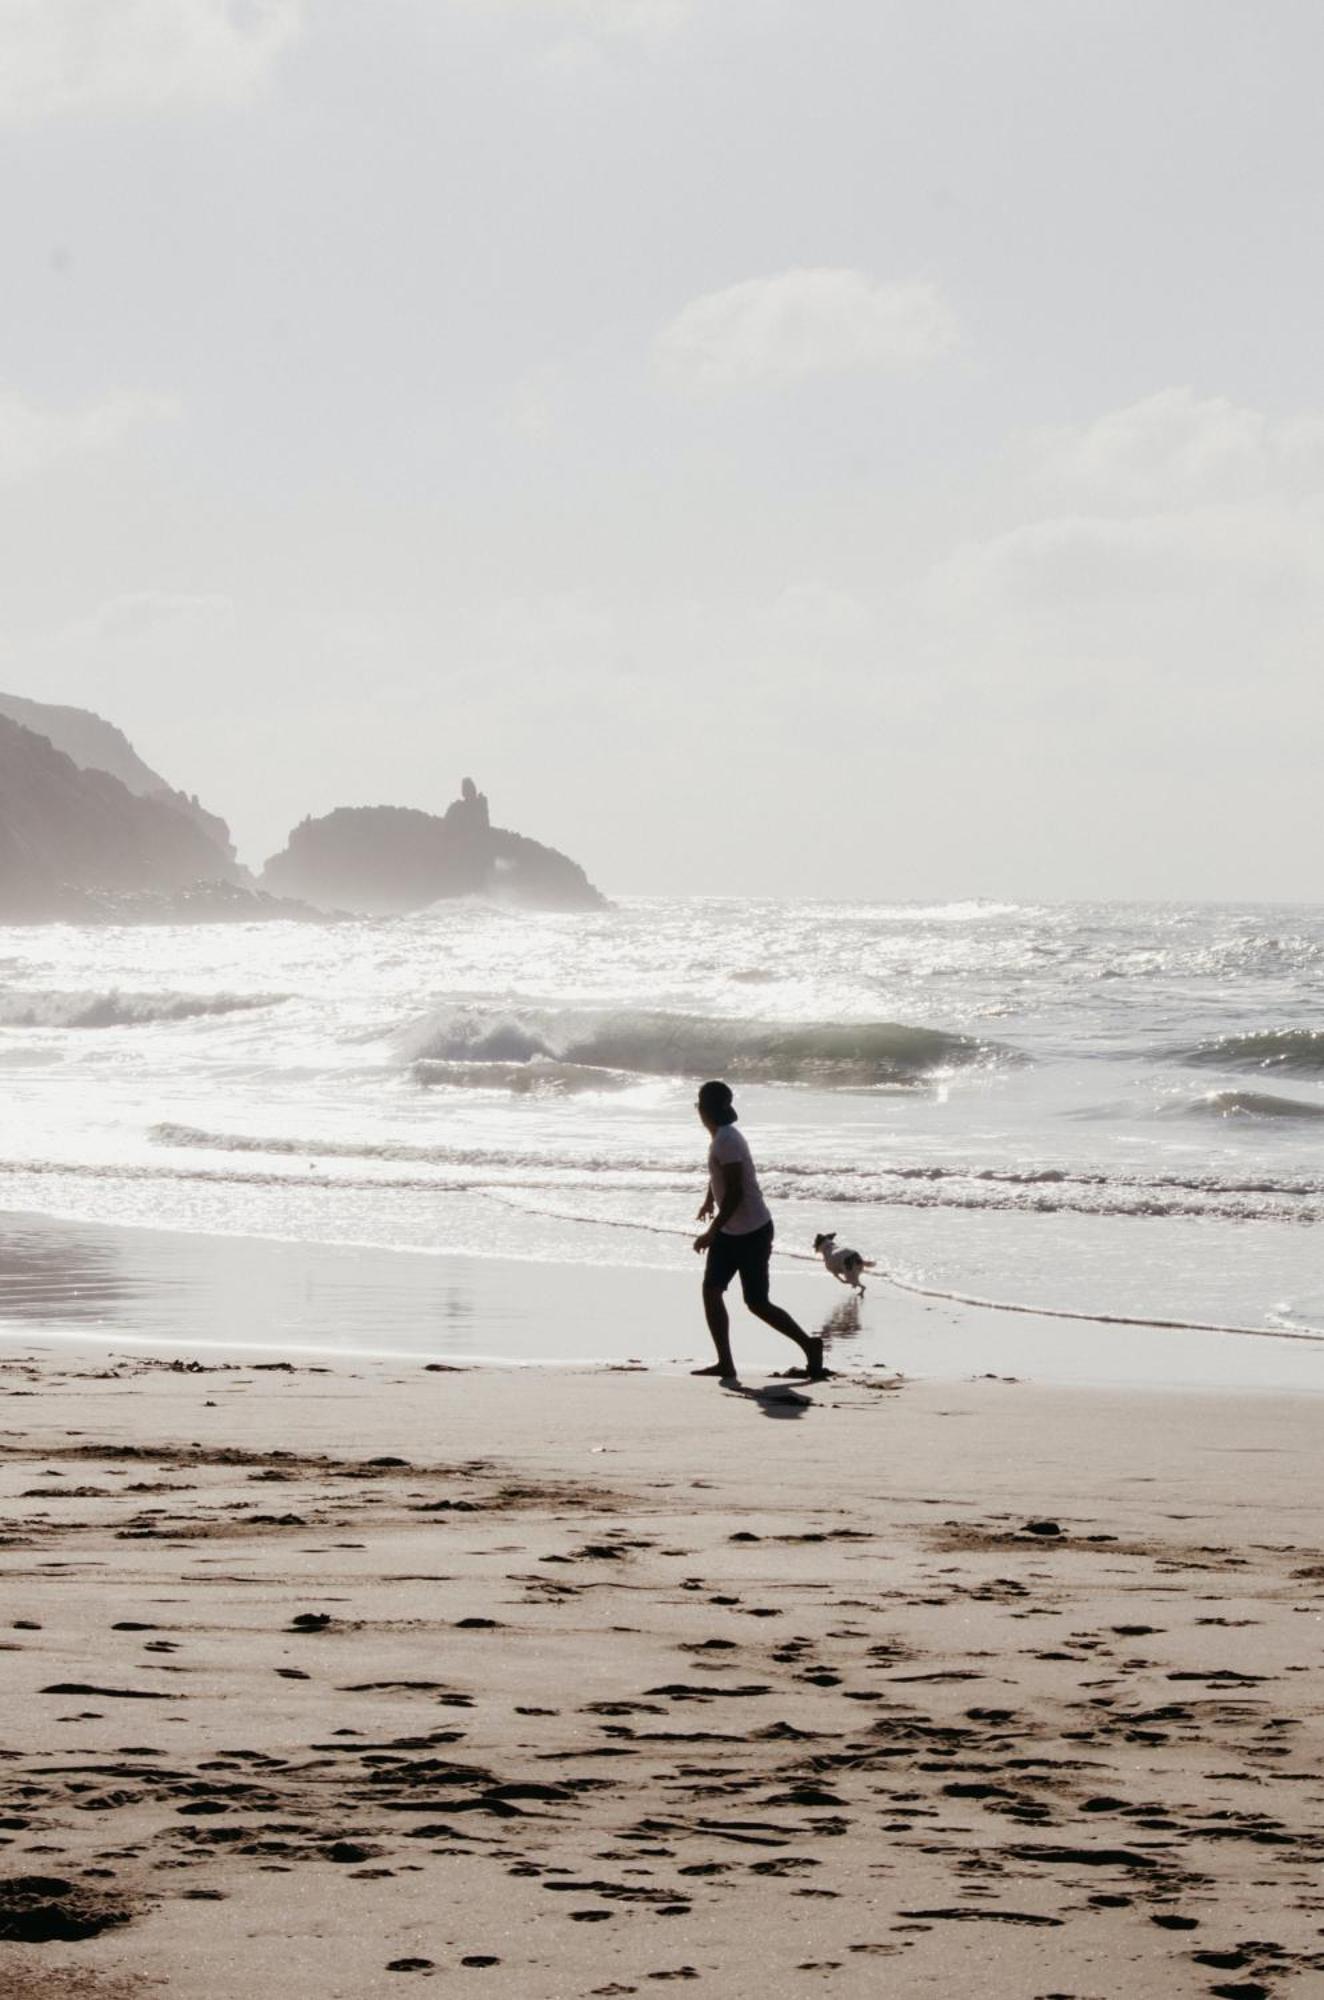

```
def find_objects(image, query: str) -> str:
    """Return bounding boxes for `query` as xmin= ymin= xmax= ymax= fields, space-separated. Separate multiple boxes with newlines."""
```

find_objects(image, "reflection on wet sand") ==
xmin=0 ymin=1210 xmax=776 ymax=1368
xmin=0 ymin=1216 xmax=130 ymax=1324
xmin=0 ymin=1211 xmax=487 ymax=1358
xmin=818 ymin=1293 xmax=864 ymax=1347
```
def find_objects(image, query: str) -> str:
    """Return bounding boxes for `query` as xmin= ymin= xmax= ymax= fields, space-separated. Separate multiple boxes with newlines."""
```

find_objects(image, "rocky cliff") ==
xmin=0 ymin=713 xmax=247 ymax=921
xmin=261 ymin=779 xmax=605 ymax=914
xmin=0 ymin=692 xmax=604 ymax=923
xmin=0 ymin=691 xmax=240 ymax=865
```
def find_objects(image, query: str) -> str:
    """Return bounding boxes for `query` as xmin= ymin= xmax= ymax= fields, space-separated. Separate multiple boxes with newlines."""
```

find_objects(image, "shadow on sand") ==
xmin=721 ymin=1382 xmax=814 ymax=1420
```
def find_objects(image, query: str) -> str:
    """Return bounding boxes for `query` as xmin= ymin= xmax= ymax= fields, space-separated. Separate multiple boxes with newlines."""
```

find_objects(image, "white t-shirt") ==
xmin=708 ymin=1122 xmax=772 ymax=1236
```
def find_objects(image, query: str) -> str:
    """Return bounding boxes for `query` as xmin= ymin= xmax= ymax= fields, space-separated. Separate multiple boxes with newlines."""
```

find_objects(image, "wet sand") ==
xmin=2 ymin=1341 xmax=1323 ymax=1998
xmin=5 ymin=1206 xmax=1324 ymax=1391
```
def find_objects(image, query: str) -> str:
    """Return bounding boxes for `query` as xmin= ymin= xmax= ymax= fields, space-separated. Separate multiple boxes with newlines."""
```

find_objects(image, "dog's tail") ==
xmin=860 ymin=1258 xmax=876 ymax=1269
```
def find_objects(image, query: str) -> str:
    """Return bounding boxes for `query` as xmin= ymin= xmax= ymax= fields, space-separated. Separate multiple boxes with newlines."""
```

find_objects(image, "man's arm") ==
xmin=694 ymin=1161 xmax=745 ymax=1250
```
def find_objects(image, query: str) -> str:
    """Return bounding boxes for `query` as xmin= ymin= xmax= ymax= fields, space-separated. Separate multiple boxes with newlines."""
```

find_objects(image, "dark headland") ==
xmin=0 ymin=695 xmax=603 ymax=922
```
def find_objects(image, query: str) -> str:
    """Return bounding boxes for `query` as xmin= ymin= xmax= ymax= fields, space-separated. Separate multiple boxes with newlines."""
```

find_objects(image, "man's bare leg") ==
xmin=693 ymin=1285 xmax=738 ymax=1379
xmin=747 ymin=1298 xmax=826 ymax=1380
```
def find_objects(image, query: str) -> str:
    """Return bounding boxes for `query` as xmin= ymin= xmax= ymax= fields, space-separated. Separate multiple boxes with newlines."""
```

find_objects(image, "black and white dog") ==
xmin=812 ymin=1232 xmax=874 ymax=1294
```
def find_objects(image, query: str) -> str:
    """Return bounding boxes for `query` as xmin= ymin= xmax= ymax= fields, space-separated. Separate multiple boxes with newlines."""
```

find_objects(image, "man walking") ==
xmin=692 ymin=1079 xmax=825 ymax=1383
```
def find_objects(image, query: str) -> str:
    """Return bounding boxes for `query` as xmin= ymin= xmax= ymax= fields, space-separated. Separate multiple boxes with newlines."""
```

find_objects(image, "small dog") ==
xmin=813 ymin=1232 xmax=874 ymax=1294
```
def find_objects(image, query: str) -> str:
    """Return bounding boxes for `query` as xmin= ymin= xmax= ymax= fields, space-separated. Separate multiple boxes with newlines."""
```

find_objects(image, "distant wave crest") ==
xmin=404 ymin=1006 xmax=1009 ymax=1088
xmin=1176 ymin=1028 xmax=1324 ymax=1077
xmin=147 ymin=1122 xmax=670 ymax=1174
xmin=0 ymin=990 xmax=288 ymax=1029
xmin=1176 ymin=1089 xmax=1324 ymax=1121
xmin=151 ymin=1123 xmax=471 ymax=1166
xmin=145 ymin=1122 xmax=1324 ymax=1224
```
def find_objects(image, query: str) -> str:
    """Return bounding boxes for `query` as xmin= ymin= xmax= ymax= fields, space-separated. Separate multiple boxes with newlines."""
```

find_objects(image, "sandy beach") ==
xmin=3 ymin=1324 xmax=1323 ymax=1998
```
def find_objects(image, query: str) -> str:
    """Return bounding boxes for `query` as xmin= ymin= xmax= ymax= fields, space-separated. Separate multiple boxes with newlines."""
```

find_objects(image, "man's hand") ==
xmin=696 ymin=1189 xmax=715 ymax=1222
xmin=693 ymin=1228 xmax=715 ymax=1254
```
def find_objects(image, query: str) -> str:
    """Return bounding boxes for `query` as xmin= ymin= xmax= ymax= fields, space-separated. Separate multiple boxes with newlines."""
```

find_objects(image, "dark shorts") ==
xmin=704 ymin=1221 xmax=774 ymax=1305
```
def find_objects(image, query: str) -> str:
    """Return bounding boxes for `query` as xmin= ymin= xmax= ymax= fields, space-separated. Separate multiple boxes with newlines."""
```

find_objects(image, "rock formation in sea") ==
xmin=261 ymin=779 xmax=605 ymax=913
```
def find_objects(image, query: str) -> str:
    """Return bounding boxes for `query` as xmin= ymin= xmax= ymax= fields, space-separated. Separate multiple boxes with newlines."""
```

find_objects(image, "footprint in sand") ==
xmin=0 ymin=1875 xmax=136 ymax=1942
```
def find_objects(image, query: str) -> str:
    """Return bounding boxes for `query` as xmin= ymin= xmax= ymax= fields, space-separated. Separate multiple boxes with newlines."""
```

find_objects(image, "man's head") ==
xmin=696 ymin=1079 xmax=737 ymax=1131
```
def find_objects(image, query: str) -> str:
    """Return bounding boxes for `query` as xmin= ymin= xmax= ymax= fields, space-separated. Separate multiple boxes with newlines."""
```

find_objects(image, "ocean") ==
xmin=1 ymin=898 xmax=1322 ymax=1382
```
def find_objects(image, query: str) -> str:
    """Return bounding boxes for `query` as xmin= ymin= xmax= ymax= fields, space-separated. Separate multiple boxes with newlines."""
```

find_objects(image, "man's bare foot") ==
xmin=798 ymin=1336 xmax=828 ymax=1381
xmin=692 ymin=1363 xmax=739 ymax=1381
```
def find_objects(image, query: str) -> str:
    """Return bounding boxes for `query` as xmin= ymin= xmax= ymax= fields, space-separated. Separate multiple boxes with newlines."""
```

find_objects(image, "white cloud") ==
xmin=0 ymin=387 xmax=178 ymax=482
xmin=927 ymin=389 xmax=1324 ymax=670
xmin=469 ymin=590 xmax=618 ymax=668
xmin=0 ymin=0 xmax=304 ymax=123
xmin=1035 ymin=387 xmax=1324 ymax=509
xmin=937 ymin=504 xmax=1324 ymax=622
xmin=535 ymin=0 xmax=692 ymax=36
xmin=72 ymin=591 xmax=236 ymax=644
xmin=759 ymin=581 xmax=873 ymax=643
xmin=499 ymin=364 xmax=567 ymax=446
xmin=656 ymin=268 xmax=958 ymax=390
xmin=460 ymin=0 xmax=693 ymax=45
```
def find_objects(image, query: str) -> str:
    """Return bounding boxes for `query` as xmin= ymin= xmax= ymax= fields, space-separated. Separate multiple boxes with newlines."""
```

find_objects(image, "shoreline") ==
xmin=4 ymin=1203 xmax=1324 ymax=1395
xmin=2 ymin=1347 xmax=1322 ymax=1997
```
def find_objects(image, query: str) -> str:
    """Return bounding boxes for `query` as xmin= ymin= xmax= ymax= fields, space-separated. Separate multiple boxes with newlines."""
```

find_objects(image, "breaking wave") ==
xmin=404 ymin=1006 xmax=1009 ymax=1088
xmin=413 ymin=1060 xmax=639 ymax=1095
xmin=1176 ymin=1029 xmax=1324 ymax=1077
xmin=0 ymin=990 xmax=287 ymax=1030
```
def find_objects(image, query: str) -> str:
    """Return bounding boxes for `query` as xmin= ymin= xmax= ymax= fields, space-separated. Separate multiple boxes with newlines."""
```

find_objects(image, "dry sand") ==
xmin=2 ymin=1341 xmax=1322 ymax=1998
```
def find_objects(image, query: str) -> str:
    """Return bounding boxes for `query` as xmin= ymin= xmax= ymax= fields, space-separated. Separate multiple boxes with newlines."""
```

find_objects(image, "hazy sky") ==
xmin=3 ymin=0 xmax=1322 ymax=898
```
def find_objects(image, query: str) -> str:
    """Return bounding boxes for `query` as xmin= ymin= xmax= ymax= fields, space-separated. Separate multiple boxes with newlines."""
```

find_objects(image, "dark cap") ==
xmin=697 ymin=1079 xmax=737 ymax=1123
